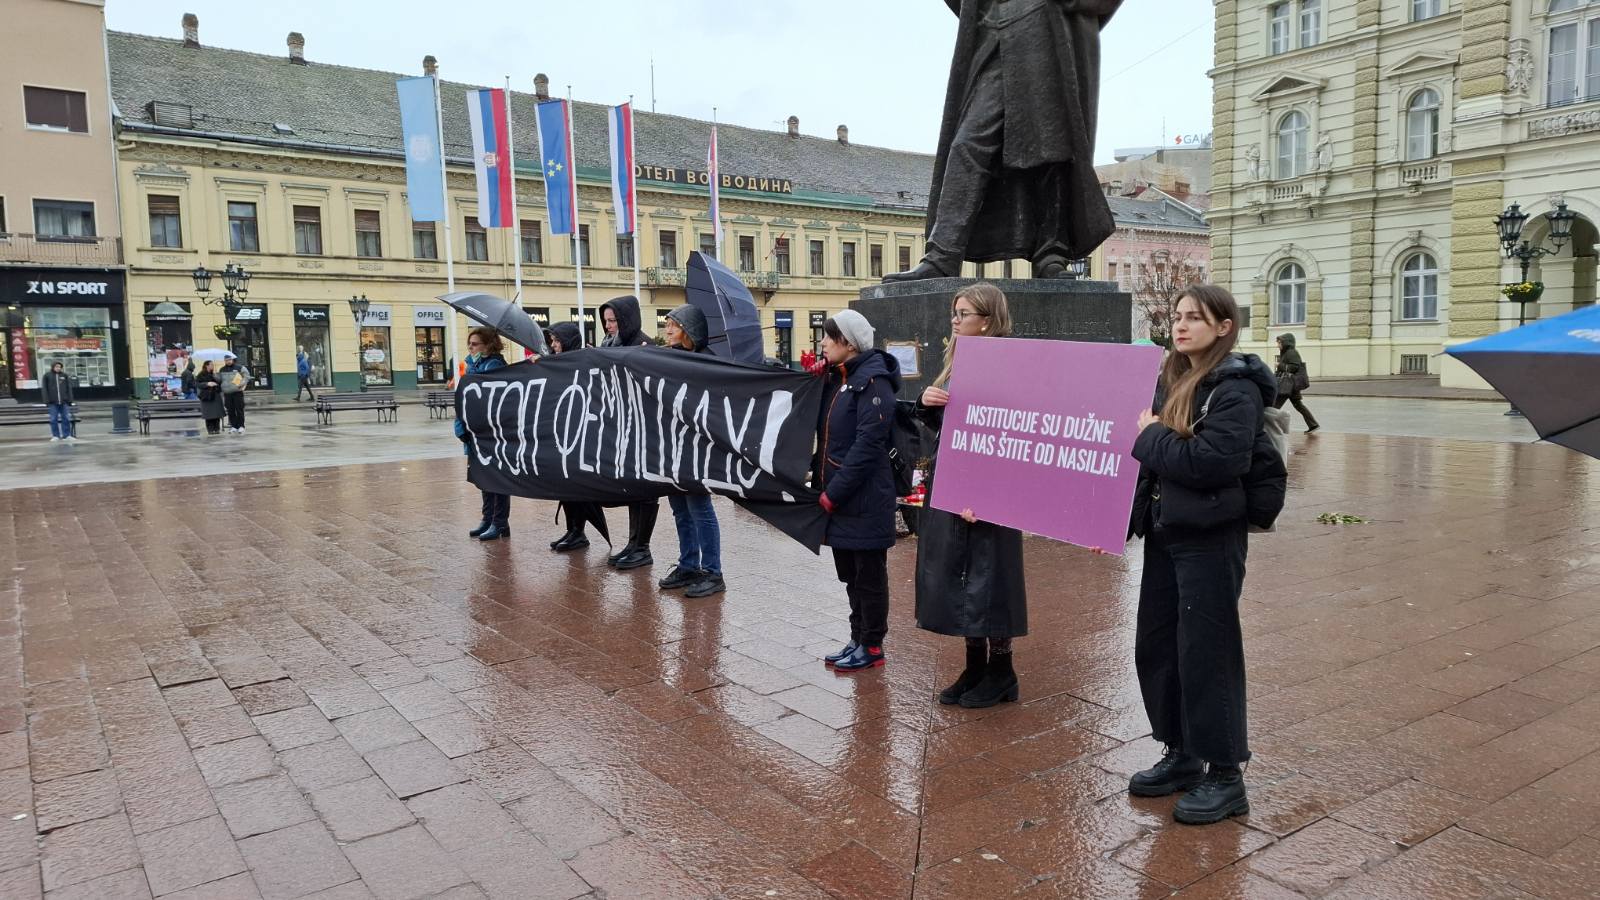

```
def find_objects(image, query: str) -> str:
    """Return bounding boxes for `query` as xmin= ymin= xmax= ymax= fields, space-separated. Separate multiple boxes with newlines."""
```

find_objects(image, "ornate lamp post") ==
xmin=191 ymin=263 xmax=251 ymax=336
xmin=1491 ymin=200 xmax=1576 ymax=417
xmin=1066 ymin=258 xmax=1089 ymax=280
xmin=347 ymin=294 xmax=370 ymax=392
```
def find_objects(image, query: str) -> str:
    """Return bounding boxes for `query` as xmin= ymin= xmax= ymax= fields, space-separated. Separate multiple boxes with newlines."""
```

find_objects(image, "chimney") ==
xmin=422 ymin=55 xmax=438 ymax=77
xmin=181 ymin=13 xmax=199 ymax=49
xmin=287 ymin=32 xmax=306 ymax=65
xmin=836 ymin=125 xmax=849 ymax=145
xmin=787 ymin=116 xmax=799 ymax=138
xmin=534 ymin=73 xmax=550 ymax=101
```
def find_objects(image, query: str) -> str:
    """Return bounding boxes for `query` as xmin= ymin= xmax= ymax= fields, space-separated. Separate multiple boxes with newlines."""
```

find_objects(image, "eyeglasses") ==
xmin=951 ymin=310 xmax=987 ymax=322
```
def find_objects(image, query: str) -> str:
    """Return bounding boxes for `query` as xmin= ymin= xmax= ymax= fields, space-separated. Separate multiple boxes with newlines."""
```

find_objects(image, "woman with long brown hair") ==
xmin=912 ymin=283 xmax=1029 ymax=707
xmin=1126 ymin=284 xmax=1281 ymax=825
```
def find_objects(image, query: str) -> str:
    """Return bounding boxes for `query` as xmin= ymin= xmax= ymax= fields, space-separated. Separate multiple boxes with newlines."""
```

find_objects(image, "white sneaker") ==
xmin=236 ymin=426 xmax=245 ymax=433
xmin=65 ymin=436 xmax=78 ymax=443
xmin=49 ymin=436 xmax=60 ymax=442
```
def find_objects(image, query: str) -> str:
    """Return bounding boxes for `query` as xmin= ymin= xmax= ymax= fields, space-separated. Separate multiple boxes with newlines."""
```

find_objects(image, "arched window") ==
xmin=1274 ymin=262 xmax=1307 ymax=325
xmin=1276 ymin=111 xmax=1309 ymax=178
xmin=1400 ymin=252 xmax=1439 ymax=320
xmin=1405 ymin=89 xmax=1441 ymax=160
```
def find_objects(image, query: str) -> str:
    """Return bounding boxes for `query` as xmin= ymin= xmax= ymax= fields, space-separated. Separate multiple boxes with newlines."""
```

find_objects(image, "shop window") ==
xmin=810 ymin=239 xmax=825 ymax=275
xmin=34 ymin=200 xmax=95 ymax=239
xmin=23 ymin=306 xmax=114 ymax=389
xmin=870 ymin=244 xmax=884 ymax=279
xmin=354 ymin=209 xmax=382 ymax=258
xmin=659 ymin=230 xmax=678 ymax=268
xmin=293 ymin=205 xmax=322 ymax=255
xmin=148 ymin=195 xmax=181 ymax=248
xmin=842 ymin=241 xmax=857 ymax=277
xmin=228 ymin=201 xmax=259 ymax=252
xmin=23 ymin=86 xmax=88 ymax=133
xmin=521 ymin=220 xmax=543 ymax=264
xmin=465 ymin=220 xmax=488 ymax=261
xmin=360 ymin=325 xmax=393 ymax=386
xmin=415 ymin=327 xmax=447 ymax=383
xmin=413 ymin=224 xmax=438 ymax=259
xmin=1400 ymin=252 xmax=1439 ymax=320
xmin=1274 ymin=262 xmax=1308 ymax=325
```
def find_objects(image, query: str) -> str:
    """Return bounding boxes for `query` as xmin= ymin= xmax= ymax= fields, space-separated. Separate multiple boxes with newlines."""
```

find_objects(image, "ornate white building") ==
xmin=1209 ymin=0 xmax=1599 ymax=386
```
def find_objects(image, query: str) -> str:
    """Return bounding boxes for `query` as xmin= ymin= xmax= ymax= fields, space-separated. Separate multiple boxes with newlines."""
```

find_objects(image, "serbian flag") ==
xmin=707 ymin=125 xmax=722 ymax=247
xmin=608 ymin=103 xmax=636 ymax=235
xmin=536 ymin=99 xmax=577 ymax=236
xmin=466 ymin=88 xmax=514 ymax=228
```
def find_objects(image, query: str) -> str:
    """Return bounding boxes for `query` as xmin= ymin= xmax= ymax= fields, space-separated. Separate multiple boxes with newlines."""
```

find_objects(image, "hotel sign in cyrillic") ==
xmin=634 ymin=165 xmax=793 ymax=195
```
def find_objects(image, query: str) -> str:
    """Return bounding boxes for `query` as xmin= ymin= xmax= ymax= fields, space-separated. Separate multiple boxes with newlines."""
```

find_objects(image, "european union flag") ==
xmin=535 ymin=99 xmax=576 ymax=236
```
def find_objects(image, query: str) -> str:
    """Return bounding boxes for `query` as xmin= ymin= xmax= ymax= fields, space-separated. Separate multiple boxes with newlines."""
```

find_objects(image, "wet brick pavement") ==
xmin=1 ymin=430 xmax=1598 ymax=898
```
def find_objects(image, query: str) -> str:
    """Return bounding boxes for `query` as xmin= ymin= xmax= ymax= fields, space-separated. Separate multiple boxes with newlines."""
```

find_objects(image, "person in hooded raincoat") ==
xmin=456 ymin=327 xmax=512 ymax=541
xmin=1126 ymin=285 xmax=1282 ymax=826
xmin=544 ymin=321 xmax=610 ymax=553
xmin=599 ymin=295 xmax=661 ymax=571
xmin=1273 ymin=333 xmax=1318 ymax=433
xmin=914 ymin=283 xmax=1029 ymax=708
xmin=815 ymin=310 xmax=901 ymax=672
xmin=656 ymin=305 xmax=728 ymax=599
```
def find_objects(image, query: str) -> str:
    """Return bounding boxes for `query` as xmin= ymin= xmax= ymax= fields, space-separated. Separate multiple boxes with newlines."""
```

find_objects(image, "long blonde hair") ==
xmin=1158 ymin=285 xmax=1242 ymax=437
xmin=934 ymin=282 xmax=1012 ymax=388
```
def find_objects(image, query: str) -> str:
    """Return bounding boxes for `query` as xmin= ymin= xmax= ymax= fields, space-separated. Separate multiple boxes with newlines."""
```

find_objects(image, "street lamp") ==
xmin=1066 ymin=258 xmax=1088 ymax=280
xmin=1492 ymin=200 xmax=1576 ymax=416
xmin=192 ymin=262 xmax=250 ymax=343
xmin=348 ymin=294 xmax=370 ymax=392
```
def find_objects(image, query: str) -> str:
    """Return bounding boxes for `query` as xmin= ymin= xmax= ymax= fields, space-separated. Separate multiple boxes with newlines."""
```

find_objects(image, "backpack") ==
xmin=1199 ymin=390 xmax=1288 ymax=532
xmin=888 ymin=400 xmax=921 ymax=498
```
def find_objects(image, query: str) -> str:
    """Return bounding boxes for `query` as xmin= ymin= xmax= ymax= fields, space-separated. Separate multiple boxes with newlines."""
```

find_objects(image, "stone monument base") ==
xmin=853 ymin=278 xmax=1133 ymax=400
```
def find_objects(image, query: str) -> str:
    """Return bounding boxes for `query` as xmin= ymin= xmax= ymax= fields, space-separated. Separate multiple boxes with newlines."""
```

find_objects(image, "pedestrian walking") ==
xmin=914 ymin=283 xmax=1028 ymax=707
xmin=1273 ymin=333 xmax=1318 ymax=433
xmin=599 ymin=295 xmax=660 ymax=570
xmin=816 ymin=309 xmax=900 ymax=672
xmin=41 ymin=362 xmax=75 ymax=442
xmin=655 ymin=305 xmax=727 ymax=598
xmin=1127 ymin=285 xmax=1282 ymax=825
xmin=543 ymin=321 xmax=609 ymax=553
xmin=218 ymin=353 xmax=250 ymax=433
xmin=456 ymin=327 xmax=512 ymax=541
xmin=295 ymin=348 xmax=316 ymax=401
xmin=196 ymin=360 xmax=224 ymax=435
xmin=180 ymin=360 xmax=198 ymax=400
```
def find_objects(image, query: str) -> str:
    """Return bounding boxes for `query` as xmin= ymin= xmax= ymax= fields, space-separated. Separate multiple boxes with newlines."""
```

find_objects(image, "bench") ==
xmin=0 ymin=404 xmax=79 ymax=436
xmin=424 ymin=390 xmax=455 ymax=419
xmin=313 ymin=390 xmax=398 ymax=425
xmin=134 ymin=398 xmax=204 ymax=434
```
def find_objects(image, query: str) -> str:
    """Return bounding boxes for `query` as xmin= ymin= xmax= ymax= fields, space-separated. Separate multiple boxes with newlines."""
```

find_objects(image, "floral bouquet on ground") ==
xmin=1501 ymin=281 xmax=1544 ymax=303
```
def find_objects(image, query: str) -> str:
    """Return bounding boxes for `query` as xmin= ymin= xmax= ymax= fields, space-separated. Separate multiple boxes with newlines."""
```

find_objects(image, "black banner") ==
xmin=460 ymin=348 xmax=827 ymax=550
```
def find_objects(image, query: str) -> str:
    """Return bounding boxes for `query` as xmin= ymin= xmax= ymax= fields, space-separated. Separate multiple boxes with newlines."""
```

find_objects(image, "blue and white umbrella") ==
xmin=1446 ymin=304 xmax=1600 ymax=460
xmin=190 ymin=348 xmax=234 ymax=363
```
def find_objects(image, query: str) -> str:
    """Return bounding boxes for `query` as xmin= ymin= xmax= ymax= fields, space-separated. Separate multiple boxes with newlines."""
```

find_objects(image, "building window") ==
xmin=898 ymin=246 xmax=912 ymax=272
xmin=842 ymin=241 xmax=857 ymax=277
xmin=577 ymin=224 xmax=592 ymax=266
xmin=228 ymin=201 xmax=258 ymax=252
xmin=870 ymin=244 xmax=884 ymax=279
xmin=23 ymin=86 xmax=88 ymax=133
xmin=33 ymin=200 xmax=95 ymax=239
xmin=1270 ymin=2 xmax=1321 ymax=53
xmin=1405 ymin=88 xmax=1441 ymax=160
xmin=1268 ymin=3 xmax=1292 ymax=54
xmin=699 ymin=232 xmax=717 ymax=259
xmin=293 ymin=205 xmax=322 ymax=255
xmin=354 ymin=209 xmax=382 ymax=258
xmin=1400 ymin=252 xmax=1439 ymax=320
xmin=148 ymin=195 xmax=181 ymax=248
xmin=1412 ymin=0 xmax=1442 ymax=21
xmin=1546 ymin=4 xmax=1600 ymax=107
xmin=0 ymin=198 xmax=7 ymax=234
xmin=1275 ymin=110 xmax=1309 ymax=178
xmin=810 ymin=239 xmax=825 ymax=275
xmin=521 ymin=220 xmax=543 ymax=264
xmin=1298 ymin=0 xmax=1321 ymax=48
xmin=1274 ymin=262 xmax=1308 ymax=325
xmin=413 ymin=224 xmax=438 ymax=259
xmin=659 ymin=230 xmax=678 ymax=268
xmin=738 ymin=235 xmax=756 ymax=271
xmin=775 ymin=237 xmax=790 ymax=274
xmin=465 ymin=220 xmax=488 ymax=261
xmin=617 ymin=234 xmax=635 ymax=268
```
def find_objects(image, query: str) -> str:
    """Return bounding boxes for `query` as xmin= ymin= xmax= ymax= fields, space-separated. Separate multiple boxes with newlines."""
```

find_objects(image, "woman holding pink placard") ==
xmin=913 ymin=283 xmax=1029 ymax=709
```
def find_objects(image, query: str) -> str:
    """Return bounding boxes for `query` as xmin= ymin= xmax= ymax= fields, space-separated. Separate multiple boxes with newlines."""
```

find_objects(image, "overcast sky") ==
xmin=105 ymin=0 xmax=1214 ymax=164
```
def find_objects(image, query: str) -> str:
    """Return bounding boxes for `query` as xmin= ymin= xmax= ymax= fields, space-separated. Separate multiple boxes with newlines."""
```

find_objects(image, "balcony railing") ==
xmin=1269 ymin=182 xmax=1306 ymax=201
xmin=0 ymin=233 xmax=123 ymax=267
xmin=1400 ymin=163 xmax=1440 ymax=184
xmin=645 ymin=266 xmax=784 ymax=291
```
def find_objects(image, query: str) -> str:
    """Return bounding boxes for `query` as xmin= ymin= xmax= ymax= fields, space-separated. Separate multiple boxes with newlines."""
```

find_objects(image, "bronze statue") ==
xmin=885 ymin=0 xmax=1123 ymax=282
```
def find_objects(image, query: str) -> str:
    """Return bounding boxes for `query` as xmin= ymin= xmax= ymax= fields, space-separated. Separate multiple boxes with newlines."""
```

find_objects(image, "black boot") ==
xmin=615 ymin=504 xmax=657 ymax=569
xmin=882 ymin=257 xmax=955 ymax=283
xmin=551 ymin=530 xmax=589 ymax=552
xmin=468 ymin=520 xmax=491 ymax=538
xmin=938 ymin=643 xmax=988 ymax=705
xmin=550 ymin=524 xmax=577 ymax=549
xmin=959 ymin=651 xmax=1018 ymax=708
xmin=1128 ymin=745 xmax=1205 ymax=797
xmin=1173 ymin=765 xmax=1249 ymax=825
xmin=608 ymin=505 xmax=639 ymax=566
xmin=477 ymin=524 xmax=510 ymax=541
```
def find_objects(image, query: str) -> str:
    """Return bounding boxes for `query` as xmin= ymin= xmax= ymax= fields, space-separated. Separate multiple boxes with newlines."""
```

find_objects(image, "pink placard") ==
xmin=929 ymin=337 xmax=1164 ymax=555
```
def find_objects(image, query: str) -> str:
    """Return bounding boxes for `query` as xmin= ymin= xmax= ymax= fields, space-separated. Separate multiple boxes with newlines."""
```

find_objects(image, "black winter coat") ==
xmin=818 ymin=349 xmax=901 ymax=550
xmin=1130 ymin=353 xmax=1282 ymax=536
xmin=40 ymin=371 xmax=74 ymax=405
xmin=913 ymin=401 xmax=1029 ymax=638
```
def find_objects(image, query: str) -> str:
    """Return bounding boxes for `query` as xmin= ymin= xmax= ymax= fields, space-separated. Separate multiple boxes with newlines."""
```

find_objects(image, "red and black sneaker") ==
xmin=833 ymin=644 xmax=885 ymax=672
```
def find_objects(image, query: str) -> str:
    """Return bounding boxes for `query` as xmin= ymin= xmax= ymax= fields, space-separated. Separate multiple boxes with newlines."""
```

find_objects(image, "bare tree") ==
xmin=1128 ymin=250 xmax=1207 ymax=348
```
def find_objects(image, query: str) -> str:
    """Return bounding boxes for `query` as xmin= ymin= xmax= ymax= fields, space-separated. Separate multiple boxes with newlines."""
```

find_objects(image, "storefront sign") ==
xmin=1172 ymin=132 xmax=1213 ymax=146
xmin=24 ymin=279 xmax=111 ymax=296
xmin=775 ymin=311 xmax=793 ymax=328
xmin=363 ymin=348 xmax=387 ymax=363
xmin=413 ymin=307 xmax=447 ymax=327
xmin=231 ymin=304 xmax=267 ymax=322
xmin=294 ymin=305 xmax=330 ymax=323
xmin=524 ymin=307 xmax=551 ymax=326
xmin=0 ymin=268 xmax=125 ymax=306
xmin=634 ymin=165 xmax=793 ymax=195
xmin=360 ymin=304 xmax=393 ymax=327
xmin=809 ymin=312 xmax=826 ymax=327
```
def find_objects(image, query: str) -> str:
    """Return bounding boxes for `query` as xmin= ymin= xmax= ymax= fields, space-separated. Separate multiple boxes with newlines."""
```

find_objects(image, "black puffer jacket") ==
xmin=547 ymin=322 xmax=583 ymax=354
xmin=599 ymin=295 xmax=650 ymax=347
xmin=818 ymin=349 xmax=902 ymax=550
xmin=1131 ymin=353 xmax=1284 ymax=535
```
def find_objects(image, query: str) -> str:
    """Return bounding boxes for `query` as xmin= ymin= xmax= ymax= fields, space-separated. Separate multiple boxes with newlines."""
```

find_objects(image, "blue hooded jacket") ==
xmin=454 ymin=353 xmax=507 ymax=454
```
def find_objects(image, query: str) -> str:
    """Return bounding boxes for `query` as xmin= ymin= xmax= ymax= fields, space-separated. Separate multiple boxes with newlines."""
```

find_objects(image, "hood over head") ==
xmin=1276 ymin=333 xmax=1296 ymax=348
xmin=1204 ymin=352 xmax=1278 ymax=407
xmin=599 ymin=295 xmax=645 ymax=346
xmin=546 ymin=321 xmax=584 ymax=353
xmin=666 ymin=304 xmax=709 ymax=351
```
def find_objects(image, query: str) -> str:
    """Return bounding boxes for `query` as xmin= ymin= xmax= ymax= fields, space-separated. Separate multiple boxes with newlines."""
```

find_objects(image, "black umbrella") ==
xmin=685 ymin=251 xmax=764 ymax=364
xmin=437 ymin=292 xmax=550 ymax=356
xmin=560 ymin=502 xmax=611 ymax=546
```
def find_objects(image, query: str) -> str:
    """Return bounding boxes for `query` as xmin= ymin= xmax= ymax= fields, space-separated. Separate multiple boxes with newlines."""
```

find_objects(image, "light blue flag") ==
xmin=397 ymin=76 xmax=445 ymax=222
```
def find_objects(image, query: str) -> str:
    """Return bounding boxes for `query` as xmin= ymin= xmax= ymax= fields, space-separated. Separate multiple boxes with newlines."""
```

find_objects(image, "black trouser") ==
xmin=1135 ymin=521 xmax=1251 ymax=765
xmin=224 ymin=392 xmax=246 ymax=429
xmin=832 ymin=547 xmax=890 ymax=647
xmin=205 ymin=418 xmax=221 ymax=435
xmin=1273 ymin=391 xmax=1318 ymax=429
xmin=296 ymin=376 xmax=315 ymax=400
xmin=480 ymin=491 xmax=510 ymax=528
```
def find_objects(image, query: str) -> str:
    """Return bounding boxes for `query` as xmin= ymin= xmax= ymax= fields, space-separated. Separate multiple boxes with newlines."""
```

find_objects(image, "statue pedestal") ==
xmin=853 ymin=278 xmax=1133 ymax=399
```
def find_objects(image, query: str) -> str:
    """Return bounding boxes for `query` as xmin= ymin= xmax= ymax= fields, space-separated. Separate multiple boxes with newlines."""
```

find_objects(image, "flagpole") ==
xmin=505 ymin=77 xmax=524 ymax=315
xmin=433 ymin=69 xmax=458 ymax=383
xmin=569 ymin=87 xmax=586 ymax=346
xmin=629 ymin=96 xmax=640 ymax=301
xmin=711 ymin=107 xmax=721 ymax=260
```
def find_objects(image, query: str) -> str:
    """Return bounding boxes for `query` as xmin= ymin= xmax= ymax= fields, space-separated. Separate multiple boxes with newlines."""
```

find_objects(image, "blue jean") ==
xmin=668 ymin=494 xmax=721 ymax=575
xmin=47 ymin=403 xmax=70 ymax=438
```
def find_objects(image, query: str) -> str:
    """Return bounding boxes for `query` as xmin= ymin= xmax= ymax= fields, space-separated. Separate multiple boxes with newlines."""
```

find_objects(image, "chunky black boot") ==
xmin=550 ymin=526 xmax=577 ymax=549
xmin=1129 ymin=745 xmax=1206 ymax=797
xmin=477 ymin=524 xmax=510 ymax=541
xmin=609 ymin=506 xmax=639 ymax=566
xmin=959 ymin=652 xmax=1018 ymax=708
xmin=468 ymin=520 xmax=491 ymax=538
xmin=1174 ymin=765 xmax=1249 ymax=825
xmin=939 ymin=643 xmax=988 ymax=705
xmin=551 ymin=530 xmax=589 ymax=552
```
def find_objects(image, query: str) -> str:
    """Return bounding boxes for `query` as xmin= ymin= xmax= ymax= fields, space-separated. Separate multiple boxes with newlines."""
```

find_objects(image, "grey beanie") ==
xmin=666 ymin=304 xmax=709 ymax=351
xmin=831 ymin=309 xmax=874 ymax=352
